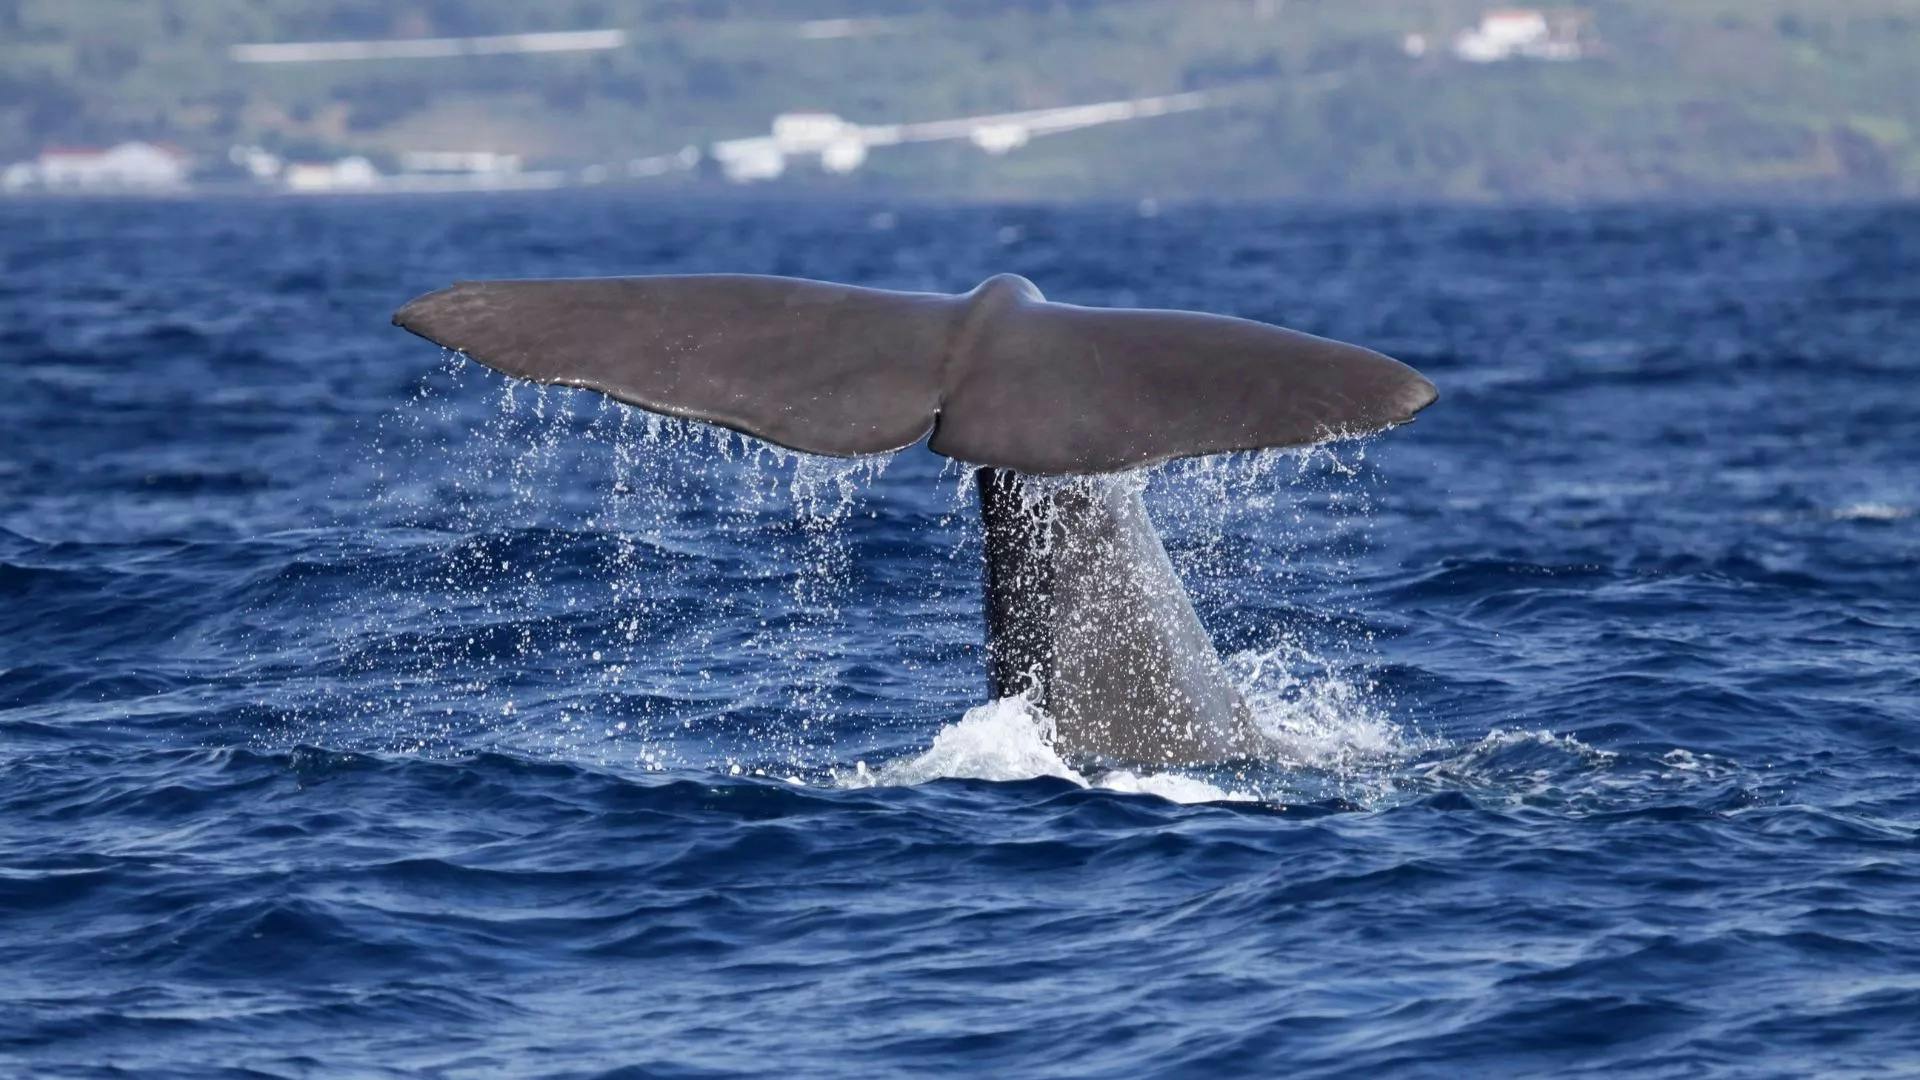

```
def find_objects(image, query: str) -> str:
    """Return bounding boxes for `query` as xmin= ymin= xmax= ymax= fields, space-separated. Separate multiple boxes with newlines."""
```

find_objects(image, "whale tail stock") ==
xmin=393 ymin=273 xmax=1435 ymax=475
xmin=394 ymin=272 xmax=1437 ymax=765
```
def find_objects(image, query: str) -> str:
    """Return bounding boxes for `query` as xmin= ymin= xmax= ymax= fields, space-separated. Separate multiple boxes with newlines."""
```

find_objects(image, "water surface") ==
xmin=3 ymin=197 xmax=1918 ymax=1077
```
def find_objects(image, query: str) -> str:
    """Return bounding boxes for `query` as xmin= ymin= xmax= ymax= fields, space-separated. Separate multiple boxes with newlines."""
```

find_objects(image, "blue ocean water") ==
xmin=2 ymin=196 xmax=1917 ymax=1078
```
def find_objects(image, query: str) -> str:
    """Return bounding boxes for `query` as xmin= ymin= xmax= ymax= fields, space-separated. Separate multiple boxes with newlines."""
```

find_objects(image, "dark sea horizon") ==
xmin=2 ymin=193 xmax=1917 ymax=1078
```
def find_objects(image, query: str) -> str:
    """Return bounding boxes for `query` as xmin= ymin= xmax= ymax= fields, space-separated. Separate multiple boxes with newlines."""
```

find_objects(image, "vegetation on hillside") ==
xmin=1 ymin=0 xmax=1915 ymax=199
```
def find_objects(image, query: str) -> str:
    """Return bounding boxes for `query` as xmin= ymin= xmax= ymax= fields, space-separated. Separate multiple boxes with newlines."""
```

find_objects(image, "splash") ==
xmin=843 ymin=694 xmax=1072 ymax=786
xmin=287 ymin=357 xmax=1416 ymax=805
xmin=1231 ymin=640 xmax=1420 ymax=770
xmin=280 ymin=360 xmax=897 ymax=766
xmin=833 ymin=639 xmax=1419 ymax=805
xmin=836 ymin=695 xmax=1257 ymax=804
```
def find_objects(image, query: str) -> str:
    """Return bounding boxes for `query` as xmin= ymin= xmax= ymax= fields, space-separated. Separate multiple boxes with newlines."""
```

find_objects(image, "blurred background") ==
xmin=3 ymin=0 xmax=1915 ymax=202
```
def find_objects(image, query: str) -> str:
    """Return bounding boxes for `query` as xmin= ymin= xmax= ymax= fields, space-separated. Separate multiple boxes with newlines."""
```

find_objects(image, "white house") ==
xmin=772 ymin=113 xmax=870 ymax=174
xmin=771 ymin=112 xmax=855 ymax=154
xmin=818 ymin=137 xmax=868 ymax=174
xmin=229 ymin=144 xmax=284 ymax=181
xmin=1453 ymin=8 xmax=1584 ymax=63
xmin=282 ymin=156 xmax=379 ymax=192
xmin=970 ymin=123 xmax=1031 ymax=155
xmin=710 ymin=136 xmax=787 ymax=183
xmin=713 ymin=114 xmax=877 ymax=182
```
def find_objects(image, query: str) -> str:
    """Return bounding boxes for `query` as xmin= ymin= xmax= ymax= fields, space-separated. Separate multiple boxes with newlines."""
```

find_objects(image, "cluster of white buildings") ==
xmin=0 ymin=142 xmax=573 ymax=196
xmin=2 ymin=142 xmax=191 ymax=192
xmin=1405 ymin=8 xmax=1588 ymax=64
xmin=712 ymin=113 xmax=864 ymax=183
xmin=1 ymin=8 xmax=1597 ymax=198
xmin=709 ymin=92 xmax=1214 ymax=184
xmin=0 ymin=88 xmax=1216 ymax=194
xmin=240 ymin=146 xmax=563 ymax=193
xmin=1 ymin=10 xmax=1589 ymax=198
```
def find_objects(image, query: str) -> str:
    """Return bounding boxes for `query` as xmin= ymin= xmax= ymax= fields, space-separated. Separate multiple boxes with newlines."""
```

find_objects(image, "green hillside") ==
xmin=2 ymin=0 xmax=1916 ymax=199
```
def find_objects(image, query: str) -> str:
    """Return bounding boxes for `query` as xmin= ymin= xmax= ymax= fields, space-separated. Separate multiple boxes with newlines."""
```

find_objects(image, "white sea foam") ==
xmin=1230 ymin=642 xmax=1417 ymax=769
xmin=833 ymin=642 xmax=1422 ymax=802
xmin=1095 ymin=770 xmax=1257 ymax=803
xmin=847 ymin=695 xmax=1077 ymax=786
xmin=1399 ymin=727 xmax=1757 ymax=811
xmin=833 ymin=643 xmax=1420 ymax=805
xmin=836 ymin=695 xmax=1256 ymax=804
xmin=1832 ymin=502 xmax=1911 ymax=521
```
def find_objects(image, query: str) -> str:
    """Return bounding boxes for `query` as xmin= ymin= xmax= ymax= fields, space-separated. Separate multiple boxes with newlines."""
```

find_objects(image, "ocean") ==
xmin=2 ymin=195 xmax=1917 ymax=1077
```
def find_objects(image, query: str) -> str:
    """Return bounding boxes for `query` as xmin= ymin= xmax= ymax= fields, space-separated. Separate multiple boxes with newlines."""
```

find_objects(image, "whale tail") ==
xmin=394 ymin=272 xmax=1438 ymax=765
xmin=393 ymin=273 xmax=1435 ymax=474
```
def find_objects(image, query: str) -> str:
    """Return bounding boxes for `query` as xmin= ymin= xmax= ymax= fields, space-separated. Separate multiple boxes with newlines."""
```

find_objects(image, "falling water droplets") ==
xmin=277 ymin=359 xmax=1429 ymax=806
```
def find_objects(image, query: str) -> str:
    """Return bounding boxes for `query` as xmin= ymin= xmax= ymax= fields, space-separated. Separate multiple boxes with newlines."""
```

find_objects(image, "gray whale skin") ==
xmin=395 ymin=273 xmax=1436 ymax=766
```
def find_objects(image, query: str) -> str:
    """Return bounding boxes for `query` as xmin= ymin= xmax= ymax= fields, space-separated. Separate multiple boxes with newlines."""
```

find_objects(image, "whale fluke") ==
xmin=394 ymin=273 xmax=1435 ymax=474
